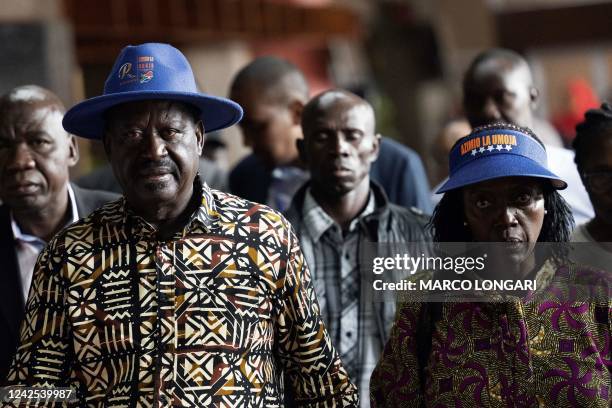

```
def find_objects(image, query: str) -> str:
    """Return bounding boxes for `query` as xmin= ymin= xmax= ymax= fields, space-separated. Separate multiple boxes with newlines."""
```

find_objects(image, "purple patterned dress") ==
xmin=370 ymin=261 xmax=610 ymax=407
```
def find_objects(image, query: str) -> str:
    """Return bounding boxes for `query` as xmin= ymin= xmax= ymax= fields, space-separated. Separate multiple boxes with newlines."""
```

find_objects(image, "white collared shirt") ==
xmin=11 ymin=184 xmax=79 ymax=302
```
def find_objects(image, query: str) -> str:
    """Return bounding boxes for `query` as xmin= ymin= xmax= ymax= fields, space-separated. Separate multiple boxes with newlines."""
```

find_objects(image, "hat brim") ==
xmin=62 ymin=90 xmax=243 ymax=139
xmin=436 ymin=154 xmax=567 ymax=194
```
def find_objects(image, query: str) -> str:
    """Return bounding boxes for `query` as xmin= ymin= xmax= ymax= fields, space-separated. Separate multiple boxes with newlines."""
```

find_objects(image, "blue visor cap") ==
xmin=436 ymin=128 xmax=567 ymax=193
xmin=63 ymin=43 xmax=243 ymax=139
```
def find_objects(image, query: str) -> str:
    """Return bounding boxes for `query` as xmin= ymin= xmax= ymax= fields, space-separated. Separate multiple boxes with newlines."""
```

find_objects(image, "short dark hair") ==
xmin=0 ymin=85 xmax=66 ymax=115
xmin=463 ymin=48 xmax=530 ymax=91
xmin=301 ymin=89 xmax=374 ymax=138
xmin=573 ymin=102 xmax=612 ymax=172
xmin=230 ymin=56 xmax=309 ymax=106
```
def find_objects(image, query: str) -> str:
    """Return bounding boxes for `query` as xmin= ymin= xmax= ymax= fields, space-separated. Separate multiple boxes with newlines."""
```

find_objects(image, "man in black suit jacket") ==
xmin=0 ymin=85 xmax=118 ymax=383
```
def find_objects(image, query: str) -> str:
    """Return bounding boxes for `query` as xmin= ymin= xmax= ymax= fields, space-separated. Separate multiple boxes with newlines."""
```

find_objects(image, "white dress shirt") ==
xmin=10 ymin=184 xmax=79 ymax=302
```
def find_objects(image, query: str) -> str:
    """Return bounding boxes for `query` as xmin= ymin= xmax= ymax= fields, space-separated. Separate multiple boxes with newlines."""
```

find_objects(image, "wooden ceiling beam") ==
xmin=63 ymin=0 xmax=360 ymax=64
xmin=496 ymin=2 xmax=612 ymax=51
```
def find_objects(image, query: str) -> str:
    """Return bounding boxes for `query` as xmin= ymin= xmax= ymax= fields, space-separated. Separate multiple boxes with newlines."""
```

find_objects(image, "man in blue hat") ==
xmin=6 ymin=43 xmax=357 ymax=407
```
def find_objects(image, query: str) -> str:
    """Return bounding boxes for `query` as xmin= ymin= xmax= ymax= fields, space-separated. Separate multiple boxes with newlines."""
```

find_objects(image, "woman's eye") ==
xmin=475 ymin=199 xmax=491 ymax=209
xmin=345 ymin=130 xmax=362 ymax=141
xmin=515 ymin=193 xmax=532 ymax=204
xmin=314 ymin=132 xmax=329 ymax=142
xmin=164 ymin=128 xmax=180 ymax=138
xmin=125 ymin=129 xmax=142 ymax=139
xmin=31 ymin=139 xmax=50 ymax=147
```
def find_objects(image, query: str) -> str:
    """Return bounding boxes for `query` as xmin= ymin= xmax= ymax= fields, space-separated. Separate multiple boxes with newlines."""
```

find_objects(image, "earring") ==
xmin=544 ymin=210 xmax=548 ymax=215
xmin=463 ymin=221 xmax=468 ymax=226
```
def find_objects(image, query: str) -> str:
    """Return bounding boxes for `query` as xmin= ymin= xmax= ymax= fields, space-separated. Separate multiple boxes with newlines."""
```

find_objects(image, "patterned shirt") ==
xmin=370 ymin=261 xmax=611 ymax=407
xmin=301 ymin=189 xmax=377 ymax=407
xmin=7 ymin=181 xmax=358 ymax=407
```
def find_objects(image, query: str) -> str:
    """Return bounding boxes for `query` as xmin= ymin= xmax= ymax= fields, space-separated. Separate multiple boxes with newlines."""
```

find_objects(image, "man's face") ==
xmin=580 ymin=130 xmax=612 ymax=224
xmin=0 ymin=103 xmax=77 ymax=213
xmin=463 ymin=63 xmax=535 ymax=128
xmin=231 ymin=86 xmax=300 ymax=168
xmin=104 ymin=100 xmax=203 ymax=211
xmin=301 ymin=101 xmax=379 ymax=197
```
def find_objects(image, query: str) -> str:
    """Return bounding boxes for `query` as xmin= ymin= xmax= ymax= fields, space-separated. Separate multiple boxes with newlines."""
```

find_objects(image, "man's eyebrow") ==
xmin=113 ymin=119 xmax=144 ymax=127
xmin=24 ymin=130 xmax=52 ymax=137
xmin=164 ymin=117 xmax=189 ymax=125
xmin=239 ymin=117 xmax=262 ymax=127
xmin=466 ymin=189 xmax=494 ymax=194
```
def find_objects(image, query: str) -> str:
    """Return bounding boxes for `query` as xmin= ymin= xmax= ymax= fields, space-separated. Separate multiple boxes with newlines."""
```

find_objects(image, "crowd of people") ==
xmin=0 ymin=42 xmax=609 ymax=407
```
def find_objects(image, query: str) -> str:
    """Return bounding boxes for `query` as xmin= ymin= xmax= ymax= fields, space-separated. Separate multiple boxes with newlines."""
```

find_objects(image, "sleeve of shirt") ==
xmin=276 ymin=224 xmax=359 ymax=407
xmin=5 ymin=239 xmax=85 ymax=405
xmin=370 ymin=302 xmax=425 ymax=407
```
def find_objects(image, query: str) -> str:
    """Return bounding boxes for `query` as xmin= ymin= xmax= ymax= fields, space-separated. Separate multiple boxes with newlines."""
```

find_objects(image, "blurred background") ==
xmin=1 ymin=0 xmax=611 ymax=186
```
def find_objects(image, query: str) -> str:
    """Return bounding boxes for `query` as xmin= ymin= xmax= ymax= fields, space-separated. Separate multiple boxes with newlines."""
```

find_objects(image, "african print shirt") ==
xmin=370 ymin=261 xmax=611 ymax=407
xmin=6 ymin=181 xmax=358 ymax=407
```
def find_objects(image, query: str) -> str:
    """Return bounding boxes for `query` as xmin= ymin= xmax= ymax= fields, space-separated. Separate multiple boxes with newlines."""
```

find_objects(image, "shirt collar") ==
xmin=302 ymin=187 xmax=375 ymax=243
xmin=123 ymin=177 xmax=218 ymax=239
xmin=11 ymin=183 xmax=79 ymax=246
xmin=67 ymin=183 xmax=79 ymax=223
xmin=191 ymin=180 xmax=218 ymax=231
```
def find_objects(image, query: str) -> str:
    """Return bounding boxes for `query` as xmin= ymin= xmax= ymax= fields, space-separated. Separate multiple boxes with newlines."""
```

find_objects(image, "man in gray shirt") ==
xmin=284 ymin=89 xmax=431 ymax=406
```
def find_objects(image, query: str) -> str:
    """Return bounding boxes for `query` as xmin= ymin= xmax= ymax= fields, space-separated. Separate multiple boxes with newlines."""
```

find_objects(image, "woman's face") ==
xmin=463 ymin=176 xmax=546 ymax=242
xmin=462 ymin=177 xmax=546 ymax=271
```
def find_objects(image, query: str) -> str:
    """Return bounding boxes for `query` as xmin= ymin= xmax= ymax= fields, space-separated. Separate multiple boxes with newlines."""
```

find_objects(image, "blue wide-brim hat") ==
xmin=436 ymin=125 xmax=567 ymax=193
xmin=63 ymin=43 xmax=243 ymax=139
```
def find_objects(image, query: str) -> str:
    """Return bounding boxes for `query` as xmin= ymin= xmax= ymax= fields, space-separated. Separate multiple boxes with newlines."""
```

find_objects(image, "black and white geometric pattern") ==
xmin=7 ymin=181 xmax=358 ymax=407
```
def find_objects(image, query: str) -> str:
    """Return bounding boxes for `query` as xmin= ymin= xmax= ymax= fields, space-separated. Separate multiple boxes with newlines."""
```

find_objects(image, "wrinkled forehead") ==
xmin=467 ymin=61 xmax=530 ymax=89
xmin=307 ymin=99 xmax=374 ymax=132
xmin=2 ymin=85 xmax=65 ymax=114
xmin=7 ymin=86 xmax=50 ymax=103
xmin=105 ymin=99 xmax=199 ymax=125
xmin=463 ymin=176 xmax=545 ymax=193
xmin=0 ymin=101 xmax=65 ymax=134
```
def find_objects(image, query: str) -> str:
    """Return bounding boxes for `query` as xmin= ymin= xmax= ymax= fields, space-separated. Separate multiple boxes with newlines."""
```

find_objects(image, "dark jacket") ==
xmin=370 ymin=137 xmax=433 ymax=214
xmin=0 ymin=183 xmax=119 ymax=383
xmin=284 ymin=181 xmax=432 ymax=344
xmin=230 ymin=137 xmax=433 ymax=213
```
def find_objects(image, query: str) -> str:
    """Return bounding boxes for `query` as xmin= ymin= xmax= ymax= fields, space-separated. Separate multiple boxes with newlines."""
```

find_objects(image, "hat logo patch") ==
xmin=140 ymin=70 xmax=153 ymax=83
xmin=138 ymin=56 xmax=154 ymax=83
xmin=118 ymin=63 xmax=134 ymax=80
xmin=460 ymin=133 xmax=517 ymax=156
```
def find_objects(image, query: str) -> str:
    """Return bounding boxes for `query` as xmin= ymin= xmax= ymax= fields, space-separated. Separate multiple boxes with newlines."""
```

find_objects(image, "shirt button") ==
xmin=346 ymin=331 xmax=353 ymax=338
